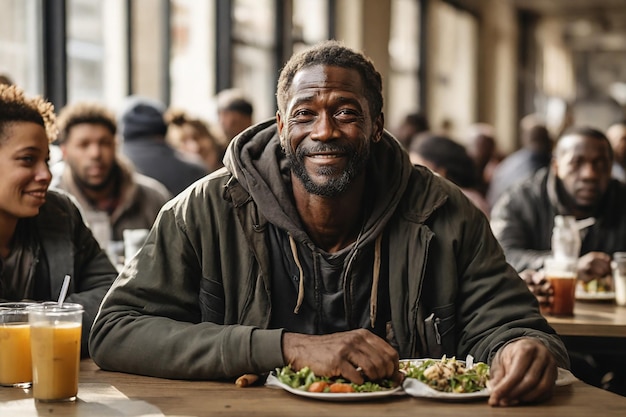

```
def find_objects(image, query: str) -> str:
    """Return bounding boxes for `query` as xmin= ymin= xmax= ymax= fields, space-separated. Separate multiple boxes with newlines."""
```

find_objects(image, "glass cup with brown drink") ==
xmin=543 ymin=257 xmax=577 ymax=316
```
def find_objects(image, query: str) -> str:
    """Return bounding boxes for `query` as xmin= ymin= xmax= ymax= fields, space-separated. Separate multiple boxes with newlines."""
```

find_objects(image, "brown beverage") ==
xmin=543 ymin=257 xmax=577 ymax=316
xmin=546 ymin=275 xmax=576 ymax=316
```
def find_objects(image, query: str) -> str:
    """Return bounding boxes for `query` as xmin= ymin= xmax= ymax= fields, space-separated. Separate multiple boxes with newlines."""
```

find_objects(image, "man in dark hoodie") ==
xmin=90 ymin=41 xmax=567 ymax=407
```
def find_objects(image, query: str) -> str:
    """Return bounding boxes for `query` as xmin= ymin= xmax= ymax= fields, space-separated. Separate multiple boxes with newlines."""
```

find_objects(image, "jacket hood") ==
xmin=223 ymin=118 xmax=413 ymax=248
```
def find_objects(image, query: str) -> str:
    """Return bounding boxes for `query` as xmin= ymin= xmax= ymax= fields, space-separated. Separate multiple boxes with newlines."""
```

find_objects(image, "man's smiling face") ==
xmin=277 ymin=65 xmax=383 ymax=197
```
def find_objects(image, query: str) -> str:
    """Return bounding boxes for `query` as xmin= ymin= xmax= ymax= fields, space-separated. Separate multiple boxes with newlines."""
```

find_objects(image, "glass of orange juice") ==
xmin=0 ymin=302 xmax=36 ymax=388
xmin=27 ymin=302 xmax=83 ymax=402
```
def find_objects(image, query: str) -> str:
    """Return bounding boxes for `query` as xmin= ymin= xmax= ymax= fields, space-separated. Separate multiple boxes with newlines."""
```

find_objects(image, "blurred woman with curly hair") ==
xmin=165 ymin=109 xmax=226 ymax=173
xmin=0 ymin=85 xmax=116 ymax=355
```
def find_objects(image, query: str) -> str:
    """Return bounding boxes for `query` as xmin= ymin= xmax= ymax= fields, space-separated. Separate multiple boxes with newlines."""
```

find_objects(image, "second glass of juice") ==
xmin=27 ymin=302 xmax=83 ymax=402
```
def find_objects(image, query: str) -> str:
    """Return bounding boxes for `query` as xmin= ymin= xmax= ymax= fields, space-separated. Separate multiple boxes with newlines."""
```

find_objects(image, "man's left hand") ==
xmin=487 ymin=338 xmax=557 ymax=407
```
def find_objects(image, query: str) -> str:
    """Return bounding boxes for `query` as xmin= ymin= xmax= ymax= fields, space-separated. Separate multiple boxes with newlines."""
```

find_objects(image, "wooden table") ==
xmin=546 ymin=301 xmax=626 ymax=337
xmin=1 ymin=360 xmax=626 ymax=416
xmin=546 ymin=300 xmax=626 ymax=396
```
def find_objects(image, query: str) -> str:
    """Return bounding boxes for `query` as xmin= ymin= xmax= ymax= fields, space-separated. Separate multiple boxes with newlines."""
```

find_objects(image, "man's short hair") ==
xmin=56 ymin=102 xmax=117 ymax=145
xmin=556 ymin=126 xmax=613 ymax=159
xmin=276 ymin=40 xmax=383 ymax=121
xmin=403 ymin=112 xmax=429 ymax=133
xmin=410 ymin=133 xmax=477 ymax=188
xmin=217 ymin=89 xmax=253 ymax=116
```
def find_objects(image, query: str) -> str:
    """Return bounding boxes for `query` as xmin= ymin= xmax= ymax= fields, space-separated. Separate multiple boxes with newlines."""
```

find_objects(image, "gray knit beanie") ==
xmin=119 ymin=95 xmax=167 ymax=141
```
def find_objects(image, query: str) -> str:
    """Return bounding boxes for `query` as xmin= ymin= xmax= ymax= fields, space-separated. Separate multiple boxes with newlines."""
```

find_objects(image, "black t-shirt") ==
xmin=267 ymin=223 xmax=390 ymax=338
xmin=0 ymin=220 xmax=50 ymax=302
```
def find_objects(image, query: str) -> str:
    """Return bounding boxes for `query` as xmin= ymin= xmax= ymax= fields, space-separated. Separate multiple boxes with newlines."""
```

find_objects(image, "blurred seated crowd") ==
xmin=1 ymin=72 xmax=254 ymax=269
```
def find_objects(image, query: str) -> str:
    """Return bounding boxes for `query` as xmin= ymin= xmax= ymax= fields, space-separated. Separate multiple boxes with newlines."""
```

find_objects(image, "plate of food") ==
xmin=400 ymin=356 xmax=490 ymax=401
xmin=576 ymin=279 xmax=615 ymax=301
xmin=400 ymin=356 xmax=577 ymax=401
xmin=265 ymin=365 xmax=403 ymax=401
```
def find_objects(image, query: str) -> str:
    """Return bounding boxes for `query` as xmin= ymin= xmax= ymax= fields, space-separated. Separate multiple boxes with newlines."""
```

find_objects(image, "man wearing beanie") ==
xmin=119 ymin=96 xmax=207 ymax=195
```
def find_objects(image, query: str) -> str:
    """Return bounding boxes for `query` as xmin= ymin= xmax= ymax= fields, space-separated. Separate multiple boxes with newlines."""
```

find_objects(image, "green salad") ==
xmin=400 ymin=356 xmax=490 ymax=393
xmin=275 ymin=365 xmax=397 ymax=393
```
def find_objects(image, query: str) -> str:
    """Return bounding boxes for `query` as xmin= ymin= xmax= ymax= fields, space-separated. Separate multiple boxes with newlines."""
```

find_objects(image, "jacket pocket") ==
xmin=199 ymin=277 xmax=225 ymax=324
xmin=424 ymin=303 xmax=456 ymax=358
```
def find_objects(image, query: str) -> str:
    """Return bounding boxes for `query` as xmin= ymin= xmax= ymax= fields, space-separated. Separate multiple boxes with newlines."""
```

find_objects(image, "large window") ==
xmin=1 ymin=0 xmax=424 ymax=132
xmin=231 ymin=0 xmax=277 ymax=121
xmin=0 ymin=0 xmax=43 ymax=94
xmin=66 ymin=0 xmax=105 ymax=102
xmin=427 ymin=0 xmax=477 ymax=138
xmin=387 ymin=0 xmax=422 ymax=129
xmin=293 ymin=0 xmax=329 ymax=54
xmin=66 ymin=0 xmax=128 ymax=107
xmin=169 ymin=0 xmax=216 ymax=119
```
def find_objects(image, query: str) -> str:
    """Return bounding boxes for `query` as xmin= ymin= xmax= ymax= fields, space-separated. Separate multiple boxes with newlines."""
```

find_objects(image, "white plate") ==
xmin=402 ymin=378 xmax=489 ymax=401
xmin=400 ymin=359 xmax=576 ymax=401
xmin=555 ymin=368 xmax=578 ymax=386
xmin=265 ymin=374 xmax=404 ymax=402
xmin=576 ymin=290 xmax=615 ymax=301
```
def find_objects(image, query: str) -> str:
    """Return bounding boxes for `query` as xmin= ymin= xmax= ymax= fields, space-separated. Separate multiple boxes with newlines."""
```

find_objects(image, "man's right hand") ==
xmin=281 ymin=329 xmax=401 ymax=385
xmin=577 ymin=252 xmax=612 ymax=283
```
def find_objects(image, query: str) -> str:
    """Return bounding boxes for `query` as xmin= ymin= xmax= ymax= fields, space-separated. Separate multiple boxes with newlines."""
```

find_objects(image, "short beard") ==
xmin=555 ymin=176 xmax=597 ymax=215
xmin=286 ymin=141 xmax=370 ymax=197
xmin=71 ymin=163 xmax=117 ymax=193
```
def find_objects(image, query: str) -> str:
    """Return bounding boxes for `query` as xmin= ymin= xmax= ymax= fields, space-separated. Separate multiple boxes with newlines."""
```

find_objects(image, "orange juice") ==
xmin=0 ymin=322 xmax=32 ymax=386
xmin=30 ymin=323 xmax=82 ymax=401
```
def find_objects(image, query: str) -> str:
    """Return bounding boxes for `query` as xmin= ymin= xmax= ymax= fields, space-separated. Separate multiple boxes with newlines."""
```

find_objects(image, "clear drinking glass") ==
xmin=0 ymin=302 xmax=36 ymax=388
xmin=28 ymin=302 xmax=83 ymax=402
xmin=612 ymin=252 xmax=626 ymax=307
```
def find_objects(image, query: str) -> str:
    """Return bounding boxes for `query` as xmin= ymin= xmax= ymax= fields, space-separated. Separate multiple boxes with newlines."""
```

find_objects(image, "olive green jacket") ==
xmin=90 ymin=120 xmax=568 ymax=379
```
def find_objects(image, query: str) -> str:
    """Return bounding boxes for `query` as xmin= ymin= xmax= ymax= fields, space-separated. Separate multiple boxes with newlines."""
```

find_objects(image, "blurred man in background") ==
xmin=465 ymin=123 xmax=501 ymax=196
xmin=216 ymin=88 xmax=253 ymax=142
xmin=487 ymin=114 xmax=553 ymax=207
xmin=491 ymin=126 xmax=625 ymax=275
xmin=392 ymin=111 xmax=429 ymax=149
xmin=53 ymin=102 xmax=171 ymax=252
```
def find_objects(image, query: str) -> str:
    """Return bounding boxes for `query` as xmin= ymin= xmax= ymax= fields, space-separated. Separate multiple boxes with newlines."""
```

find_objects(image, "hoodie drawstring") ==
xmin=289 ymin=234 xmax=305 ymax=314
xmin=370 ymin=233 xmax=382 ymax=328
xmin=289 ymin=232 xmax=383 ymax=330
